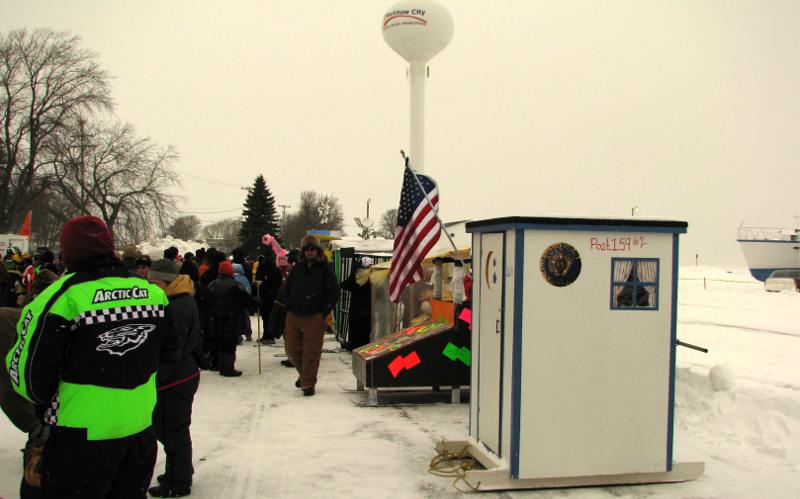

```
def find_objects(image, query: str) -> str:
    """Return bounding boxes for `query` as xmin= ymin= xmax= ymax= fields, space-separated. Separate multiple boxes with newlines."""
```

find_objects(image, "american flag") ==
xmin=389 ymin=167 xmax=441 ymax=302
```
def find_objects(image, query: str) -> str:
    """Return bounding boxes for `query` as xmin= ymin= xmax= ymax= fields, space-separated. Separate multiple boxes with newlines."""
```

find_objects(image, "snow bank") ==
xmin=137 ymin=236 xmax=207 ymax=260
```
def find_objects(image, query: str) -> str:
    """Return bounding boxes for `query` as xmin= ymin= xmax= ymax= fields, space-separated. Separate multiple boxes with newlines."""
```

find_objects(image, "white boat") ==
xmin=737 ymin=225 xmax=800 ymax=281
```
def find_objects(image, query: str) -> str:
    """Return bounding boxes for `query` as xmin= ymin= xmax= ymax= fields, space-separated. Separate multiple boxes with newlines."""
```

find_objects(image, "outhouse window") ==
xmin=610 ymin=258 xmax=659 ymax=310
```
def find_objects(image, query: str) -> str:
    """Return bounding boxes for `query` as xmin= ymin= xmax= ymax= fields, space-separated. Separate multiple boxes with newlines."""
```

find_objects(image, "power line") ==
xmin=180 ymin=207 xmax=241 ymax=215
xmin=178 ymin=172 xmax=246 ymax=189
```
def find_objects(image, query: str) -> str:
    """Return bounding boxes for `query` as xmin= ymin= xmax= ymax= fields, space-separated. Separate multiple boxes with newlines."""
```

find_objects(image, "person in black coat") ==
xmin=179 ymin=252 xmax=199 ymax=285
xmin=256 ymin=252 xmax=283 ymax=345
xmin=147 ymin=259 xmax=202 ymax=498
xmin=340 ymin=257 xmax=373 ymax=350
xmin=208 ymin=261 xmax=254 ymax=377
xmin=283 ymin=235 xmax=339 ymax=396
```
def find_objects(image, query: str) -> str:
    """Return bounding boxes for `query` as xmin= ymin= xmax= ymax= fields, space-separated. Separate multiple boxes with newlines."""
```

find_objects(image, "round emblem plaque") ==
xmin=540 ymin=242 xmax=582 ymax=287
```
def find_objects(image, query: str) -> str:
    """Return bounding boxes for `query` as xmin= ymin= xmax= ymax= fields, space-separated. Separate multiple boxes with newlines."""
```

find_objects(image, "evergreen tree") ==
xmin=238 ymin=175 xmax=280 ymax=256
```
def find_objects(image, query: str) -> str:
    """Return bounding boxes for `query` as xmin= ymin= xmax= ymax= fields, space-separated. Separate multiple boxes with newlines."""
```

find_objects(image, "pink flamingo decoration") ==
xmin=261 ymin=234 xmax=288 ymax=267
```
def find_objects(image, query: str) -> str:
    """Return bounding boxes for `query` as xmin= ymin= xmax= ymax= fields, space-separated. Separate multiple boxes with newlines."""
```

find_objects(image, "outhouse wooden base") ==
xmin=436 ymin=440 xmax=704 ymax=492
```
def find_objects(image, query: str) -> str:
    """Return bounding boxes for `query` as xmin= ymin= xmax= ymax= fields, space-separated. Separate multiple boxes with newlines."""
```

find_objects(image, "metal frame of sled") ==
xmin=354 ymin=381 xmax=464 ymax=406
xmin=436 ymin=440 xmax=704 ymax=491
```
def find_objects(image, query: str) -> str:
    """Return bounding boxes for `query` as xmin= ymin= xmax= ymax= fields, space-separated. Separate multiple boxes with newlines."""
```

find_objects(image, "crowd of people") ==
xmin=0 ymin=215 xmax=377 ymax=498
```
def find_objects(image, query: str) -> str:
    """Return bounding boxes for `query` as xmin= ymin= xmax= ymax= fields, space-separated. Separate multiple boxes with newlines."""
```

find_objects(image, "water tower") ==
xmin=382 ymin=0 xmax=453 ymax=172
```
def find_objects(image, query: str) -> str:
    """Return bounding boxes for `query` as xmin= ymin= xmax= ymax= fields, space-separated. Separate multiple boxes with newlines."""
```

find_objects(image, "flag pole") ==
xmin=400 ymin=150 xmax=464 ymax=263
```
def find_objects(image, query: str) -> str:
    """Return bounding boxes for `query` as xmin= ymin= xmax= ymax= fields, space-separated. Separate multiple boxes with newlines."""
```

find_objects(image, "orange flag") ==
xmin=18 ymin=211 xmax=31 ymax=239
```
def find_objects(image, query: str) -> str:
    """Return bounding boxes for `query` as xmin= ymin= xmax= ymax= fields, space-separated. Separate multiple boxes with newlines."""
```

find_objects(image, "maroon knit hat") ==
xmin=218 ymin=260 xmax=234 ymax=277
xmin=60 ymin=216 xmax=115 ymax=269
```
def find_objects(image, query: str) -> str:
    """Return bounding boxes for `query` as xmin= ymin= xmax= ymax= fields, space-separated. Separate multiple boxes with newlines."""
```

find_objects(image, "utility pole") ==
xmin=279 ymin=204 xmax=291 ymax=226
xmin=366 ymin=198 xmax=371 ymax=219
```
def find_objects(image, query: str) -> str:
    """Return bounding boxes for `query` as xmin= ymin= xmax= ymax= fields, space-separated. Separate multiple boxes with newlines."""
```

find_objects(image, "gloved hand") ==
xmin=23 ymin=424 xmax=49 ymax=487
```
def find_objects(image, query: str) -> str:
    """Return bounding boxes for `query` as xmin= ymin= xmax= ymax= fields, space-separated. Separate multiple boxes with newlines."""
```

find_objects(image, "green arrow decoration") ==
xmin=443 ymin=342 xmax=471 ymax=366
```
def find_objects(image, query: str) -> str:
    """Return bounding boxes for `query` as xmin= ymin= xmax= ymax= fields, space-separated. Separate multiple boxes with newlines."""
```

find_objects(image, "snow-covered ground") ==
xmin=1 ymin=266 xmax=799 ymax=498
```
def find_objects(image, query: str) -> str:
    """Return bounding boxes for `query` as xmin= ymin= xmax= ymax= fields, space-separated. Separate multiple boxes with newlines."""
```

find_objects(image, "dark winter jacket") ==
xmin=256 ymin=258 xmax=283 ymax=318
xmin=340 ymin=267 xmax=372 ymax=349
xmin=194 ymin=281 xmax=214 ymax=340
xmin=267 ymin=281 xmax=288 ymax=339
xmin=158 ymin=276 xmax=201 ymax=389
xmin=284 ymin=253 xmax=339 ymax=317
xmin=340 ymin=268 xmax=371 ymax=318
xmin=179 ymin=259 xmax=200 ymax=284
xmin=0 ymin=307 xmax=38 ymax=432
xmin=208 ymin=275 xmax=253 ymax=338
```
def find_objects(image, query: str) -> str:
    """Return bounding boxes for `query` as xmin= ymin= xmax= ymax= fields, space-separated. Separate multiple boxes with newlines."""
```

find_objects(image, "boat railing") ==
xmin=737 ymin=226 xmax=800 ymax=241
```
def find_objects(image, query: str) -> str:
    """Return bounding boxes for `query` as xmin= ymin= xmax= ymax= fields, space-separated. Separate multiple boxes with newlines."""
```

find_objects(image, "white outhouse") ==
xmin=439 ymin=216 xmax=703 ymax=490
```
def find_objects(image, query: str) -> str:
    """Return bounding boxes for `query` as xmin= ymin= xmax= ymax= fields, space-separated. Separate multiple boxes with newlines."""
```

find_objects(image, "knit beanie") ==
xmin=218 ymin=260 xmax=234 ymax=277
xmin=60 ymin=216 xmax=115 ymax=269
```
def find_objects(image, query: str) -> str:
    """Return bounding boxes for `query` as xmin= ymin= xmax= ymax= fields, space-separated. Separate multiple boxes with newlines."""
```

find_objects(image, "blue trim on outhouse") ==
xmin=498 ymin=231 xmax=507 ymax=458
xmin=474 ymin=236 xmax=482 ymax=440
xmin=468 ymin=234 xmax=476 ymax=438
xmin=666 ymin=233 xmax=679 ymax=471
xmin=510 ymin=229 xmax=525 ymax=479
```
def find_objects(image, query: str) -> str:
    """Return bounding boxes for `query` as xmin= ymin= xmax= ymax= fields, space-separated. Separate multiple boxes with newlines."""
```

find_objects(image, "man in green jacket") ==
xmin=5 ymin=216 xmax=171 ymax=498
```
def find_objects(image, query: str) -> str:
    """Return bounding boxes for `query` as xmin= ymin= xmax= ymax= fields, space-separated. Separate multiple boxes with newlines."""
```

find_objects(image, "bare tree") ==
xmin=378 ymin=208 xmax=397 ymax=239
xmin=202 ymin=217 xmax=241 ymax=252
xmin=46 ymin=117 xmax=180 ymax=243
xmin=29 ymin=189 xmax=80 ymax=248
xmin=0 ymin=29 xmax=113 ymax=232
xmin=168 ymin=215 xmax=201 ymax=241
xmin=117 ymin=209 xmax=152 ymax=246
xmin=280 ymin=191 xmax=344 ymax=248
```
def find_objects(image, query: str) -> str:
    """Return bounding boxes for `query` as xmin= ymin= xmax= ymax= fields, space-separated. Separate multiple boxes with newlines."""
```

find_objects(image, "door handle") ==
xmin=496 ymin=319 xmax=501 ymax=334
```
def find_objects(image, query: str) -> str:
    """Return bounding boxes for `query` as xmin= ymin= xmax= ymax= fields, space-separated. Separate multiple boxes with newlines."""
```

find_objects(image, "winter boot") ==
xmin=148 ymin=484 xmax=191 ymax=497
xmin=218 ymin=352 xmax=242 ymax=377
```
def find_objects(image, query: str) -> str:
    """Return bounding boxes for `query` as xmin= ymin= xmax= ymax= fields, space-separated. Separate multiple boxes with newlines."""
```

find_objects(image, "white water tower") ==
xmin=382 ymin=0 xmax=453 ymax=172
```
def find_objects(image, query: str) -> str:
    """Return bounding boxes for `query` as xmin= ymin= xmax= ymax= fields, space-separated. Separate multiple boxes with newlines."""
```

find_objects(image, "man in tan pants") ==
xmin=283 ymin=235 xmax=339 ymax=396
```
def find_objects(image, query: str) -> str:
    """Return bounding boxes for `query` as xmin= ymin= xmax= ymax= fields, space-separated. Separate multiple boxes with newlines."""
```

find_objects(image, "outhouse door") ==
xmin=478 ymin=232 xmax=504 ymax=454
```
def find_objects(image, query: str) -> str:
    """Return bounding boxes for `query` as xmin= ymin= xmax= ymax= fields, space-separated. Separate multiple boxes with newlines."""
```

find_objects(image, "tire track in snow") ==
xmin=213 ymin=371 xmax=270 ymax=499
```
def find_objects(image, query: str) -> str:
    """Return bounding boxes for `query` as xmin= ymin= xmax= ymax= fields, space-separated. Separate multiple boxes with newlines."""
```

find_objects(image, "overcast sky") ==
xmin=3 ymin=1 xmax=799 ymax=267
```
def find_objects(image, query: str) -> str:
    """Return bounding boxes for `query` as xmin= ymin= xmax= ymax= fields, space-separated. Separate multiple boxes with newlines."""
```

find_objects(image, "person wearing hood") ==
xmin=283 ymin=235 xmax=339 ymax=396
xmin=208 ymin=261 xmax=254 ymax=376
xmin=4 ymin=215 xmax=172 ymax=498
xmin=147 ymin=259 xmax=202 ymax=498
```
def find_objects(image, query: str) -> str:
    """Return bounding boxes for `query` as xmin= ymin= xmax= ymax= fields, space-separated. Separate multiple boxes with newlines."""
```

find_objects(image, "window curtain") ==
xmin=637 ymin=260 xmax=658 ymax=307
xmin=612 ymin=260 xmax=634 ymax=307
